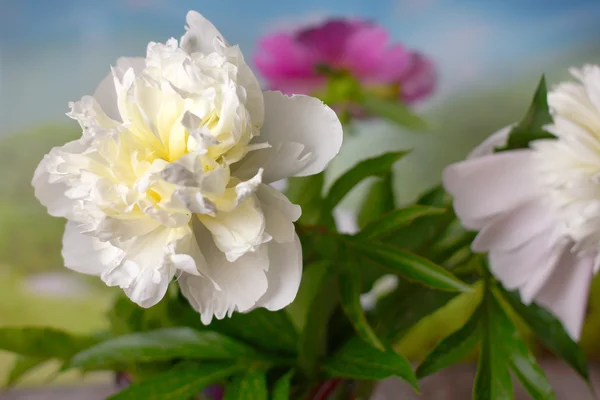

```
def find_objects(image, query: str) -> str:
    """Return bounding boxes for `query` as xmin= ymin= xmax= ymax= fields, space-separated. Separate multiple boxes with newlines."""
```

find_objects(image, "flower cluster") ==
xmin=33 ymin=11 xmax=343 ymax=324
xmin=255 ymin=19 xmax=436 ymax=108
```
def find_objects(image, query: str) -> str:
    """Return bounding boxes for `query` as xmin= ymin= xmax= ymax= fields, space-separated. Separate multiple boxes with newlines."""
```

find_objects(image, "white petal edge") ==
xmin=534 ymin=251 xmax=595 ymax=341
xmin=234 ymin=92 xmax=343 ymax=183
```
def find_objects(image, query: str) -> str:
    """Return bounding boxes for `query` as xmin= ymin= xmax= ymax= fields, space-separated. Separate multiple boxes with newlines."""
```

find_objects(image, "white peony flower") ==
xmin=443 ymin=65 xmax=600 ymax=340
xmin=32 ymin=11 xmax=343 ymax=324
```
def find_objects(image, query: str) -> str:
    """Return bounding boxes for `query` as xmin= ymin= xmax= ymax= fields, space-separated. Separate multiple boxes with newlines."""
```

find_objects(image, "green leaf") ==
xmin=324 ymin=152 xmax=409 ymax=213
xmin=509 ymin=340 xmax=555 ymax=400
xmin=474 ymin=292 xmax=513 ymax=400
xmin=495 ymin=76 xmax=555 ymax=152
xmin=338 ymin=250 xmax=385 ymax=351
xmin=357 ymin=205 xmax=445 ymax=241
xmin=351 ymin=241 xmax=472 ymax=292
xmin=359 ymin=91 xmax=428 ymax=131
xmin=357 ymin=173 xmax=396 ymax=228
xmin=297 ymin=267 xmax=338 ymax=378
xmin=70 ymin=328 xmax=259 ymax=370
xmin=5 ymin=356 xmax=48 ymax=387
xmin=224 ymin=368 xmax=268 ymax=400
xmin=0 ymin=327 xmax=97 ymax=360
xmin=272 ymin=370 xmax=294 ymax=400
xmin=416 ymin=306 xmax=481 ymax=378
xmin=498 ymin=287 xmax=589 ymax=381
xmin=285 ymin=173 xmax=324 ymax=225
xmin=323 ymin=336 xmax=419 ymax=391
xmin=373 ymin=281 xmax=459 ymax=342
xmin=109 ymin=362 xmax=241 ymax=400
xmin=209 ymin=309 xmax=298 ymax=356
xmin=489 ymin=289 xmax=554 ymax=400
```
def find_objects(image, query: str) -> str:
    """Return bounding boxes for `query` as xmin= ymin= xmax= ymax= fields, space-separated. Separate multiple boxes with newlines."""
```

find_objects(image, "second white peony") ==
xmin=444 ymin=65 xmax=600 ymax=340
xmin=32 ymin=11 xmax=343 ymax=324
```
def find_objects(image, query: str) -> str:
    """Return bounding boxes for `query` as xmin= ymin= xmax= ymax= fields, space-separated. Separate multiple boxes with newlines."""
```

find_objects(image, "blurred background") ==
xmin=2 ymin=0 xmax=600 ymax=387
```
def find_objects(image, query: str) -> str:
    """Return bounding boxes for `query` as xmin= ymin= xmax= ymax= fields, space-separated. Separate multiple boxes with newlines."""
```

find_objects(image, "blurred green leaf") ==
xmin=109 ymin=362 xmax=240 ymax=400
xmin=357 ymin=205 xmax=445 ymax=241
xmin=286 ymin=261 xmax=330 ymax=331
xmin=0 ymin=327 xmax=97 ymax=360
xmin=416 ymin=305 xmax=481 ymax=378
xmin=209 ymin=309 xmax=298 ymax=356
xmin=5 ymin=356 xmax=48 ymax=387
xmin=70 ymin=328 xmax=259 ymax=370
xmin=508 ymin=333 xmax=555 ymax=400
xmin=357 ymin=173 xmax=395 ymax=229
xmin=359 ymin=92 xmax=428 ymax=131
xmin=351 ymin=241 xmax=472 ymax=292
xmin=373 ymin=281 xmax=459 ymax=342
xmin=474 ymin=292 xmax=513 ymax=400
xmin=324 ymin=152 xmax=409 ymax=213
xmin=297 ymin=268 xmax=338 ymax=378
xmin=322 ymin=336 xmax=418 ymax=391
xmin=338 ymin=250 xmax=385 ymax=351
xmin=496 ymin=76 xmax=555 ymax=152
xmin=223 ymin=368 xmax=268 ymax=400
xmin=272 ymin=370 xmax=295 ymax=400
xmin=285 ymin=173 xmax=324 ymax=225
xmin=498 ymin=287 xmax=589 ymax=382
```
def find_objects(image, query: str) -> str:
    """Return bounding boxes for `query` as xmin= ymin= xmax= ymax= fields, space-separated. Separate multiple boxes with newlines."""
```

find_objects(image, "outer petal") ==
xmin=466 ymin=125 xmax=512 ymax=159
xmin=487 ymin=230 xmax=565 ymax=291
xmin=254 ymin=235 xmax=303 ymax=311
xmin=62 ymin=221 xmax=123 ymax=276
xmin=32 ymin=140 xmax=87 ymax=219
xmin=256 ymin=184 xmax=301 ymax=243
xmin=93 ymin=57 xmax=145 ymax=122
xmin=443 ymin=150 xmax=538 ymax=230
xmin=180 ymin=10 xmax=227 ymax=55
xmin=179 ymin=222 xmax=270 ymax=324
xmin=535 ymin=251 xmax=595 ymax=340
xmin=234 ymin=92 xmax=343 ymax=183
xmin=472 ymin=200 xmax=557 ymax=252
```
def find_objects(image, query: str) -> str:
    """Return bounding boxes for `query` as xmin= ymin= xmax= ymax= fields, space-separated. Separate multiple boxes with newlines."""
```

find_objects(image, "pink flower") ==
xmin=255 ymin=19 xmax=436 ymax=105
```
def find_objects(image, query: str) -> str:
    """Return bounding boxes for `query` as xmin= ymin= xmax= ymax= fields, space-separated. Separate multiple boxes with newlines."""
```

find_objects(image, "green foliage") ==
xmin=495 ymin=76 xmax=555 ymax=152
xmin=357 ymin=173 xmax=395 ymax=228
xmin=338 ymin=249 xmax=385 ymax=351
xmin=0 ymin=327 xmax=98 ymax=360
xmin=322 ymin=336 xmax=418 ymax=391
xmin=109 ymin=362 xmax=242 ymax=400
xmin=498 ymin=287 xmax=589 ymax=382
xmin=69 ymin=328 xmax=261 ymax=371
xmin=272 ymin=370 xmax=295 ymax=400
xmin=350 ymin=241 xmax=472 ymax=292
xmin=357 ymin=205 xmax=445 ymax=241
xmin=223 ymin=368 xmax=268 ymax=400
xmin=323 ymin=151 xmax=409 ymax=215
xmin=358 ymin=91 xmax=428 ymax=131
xmin=6 ymin=356 xmax=48 ymax=387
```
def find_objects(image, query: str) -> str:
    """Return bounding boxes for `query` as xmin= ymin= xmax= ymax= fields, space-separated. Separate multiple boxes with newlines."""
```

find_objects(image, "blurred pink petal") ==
xmin=342 ymin=26 xmax=389 ymax=78
xmin=399 ymin=53 xmax=437 ymax=103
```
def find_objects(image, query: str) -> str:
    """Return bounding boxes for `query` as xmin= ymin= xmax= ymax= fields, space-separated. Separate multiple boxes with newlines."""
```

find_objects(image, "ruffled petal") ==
xmin=179 ymin=222 xmax=270 ymax=324
xmin=180 ymin=10 xmax=227 ymax=56
xmin=233 ymin=92 xmax=343 ymax=183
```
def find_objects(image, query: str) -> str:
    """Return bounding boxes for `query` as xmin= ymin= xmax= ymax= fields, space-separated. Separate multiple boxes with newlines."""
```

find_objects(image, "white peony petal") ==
xmin=254 ymin=235 xmax=303 ymax=311
xmin=443 ymin=150 xmax=539 ymax=230
xmin=488 ymin=231 xmax=565 ymax=291
xmin=472 ymin=200 xmax=556 ymax=252
xmin=93 ymin=57 xmax=145 ymax=122
xmin=466 ymin=125 xmax=513 ymax=159
xmin=256 ymin=184 xmax=301 ymax=243
xmin=62 ymin=221 xmax=123 ymax=276
xmin=180 ymin=11 xmax=227 ymax=55
xmin=535 ymin=251 xmax=595 ymax=340
xmin=234 ymin=92 xmax=343 ymax=183
xmin=198 ymin=196 xmax=269 ymax=262
xmin=179 ymin=222 xmax=270 ymax=324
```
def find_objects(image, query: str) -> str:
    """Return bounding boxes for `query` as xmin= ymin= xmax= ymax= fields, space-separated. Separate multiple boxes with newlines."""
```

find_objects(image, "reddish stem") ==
xmin=308 ymin=378 xmax=343 ymax=400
